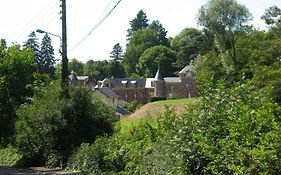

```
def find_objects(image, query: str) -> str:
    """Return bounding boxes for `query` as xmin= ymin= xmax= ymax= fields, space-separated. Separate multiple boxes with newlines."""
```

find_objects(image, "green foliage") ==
xmin=68 ymin=58 xmax=85 ymax=75
xmin=261 ymin=5 xmax=281 ymax=26
xmin=16 ymin=85 xmax=118 ymax=167
xmin=171 ymin=28 xmax=212 ymax=69
xmin=84 ymin=60 xmax=109 ymax=80
xmin=110 ymin=43 xmax=123 ymax=61
xmin=123 ymin=28 xmax=160 ymax=76
xmin=107 ymin=59 xmax=126 ymax=78
xmin=167 ymin=83 xmax=281 ymax=174
xmin=149 ymin=96 xmax=166 ymax=102
xmin=0 ymin=146 xmax=23 ymax=166
xmin=127 ymin=10 xmax=149 ymax=39
xmin=123 ymin=100 xmax=142 ymax=112
xmin=136 ymin=45 xmax=177 ymax=77
xmin=0 ymin=44 xmax=36 ymax=143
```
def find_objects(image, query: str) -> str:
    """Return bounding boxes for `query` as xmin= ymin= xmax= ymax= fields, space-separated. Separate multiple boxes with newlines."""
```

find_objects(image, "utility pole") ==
xmin=60 ymin=0 xmax=69 ymax=98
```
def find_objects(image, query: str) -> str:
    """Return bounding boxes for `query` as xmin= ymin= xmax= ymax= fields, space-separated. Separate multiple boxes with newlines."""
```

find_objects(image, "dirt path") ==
xmin=0 ymin=166 xmax=79 ymax=175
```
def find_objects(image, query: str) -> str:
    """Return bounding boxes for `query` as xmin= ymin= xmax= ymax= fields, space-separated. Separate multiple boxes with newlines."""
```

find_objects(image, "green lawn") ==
xmin=151 ymin=97 xmax=197 ymax=106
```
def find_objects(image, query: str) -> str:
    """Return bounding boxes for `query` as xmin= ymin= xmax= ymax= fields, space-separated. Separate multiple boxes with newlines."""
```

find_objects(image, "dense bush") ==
xmin=15 ymin=85 xmax=118 ymax=167
xmin=167 ymin=83 xmax=281 ymax=174
xmin=0 ymin=146 xmax=23 ymax=166
xmin=123 ymin=100 xmax=142 ymax=112
xmin=68 ymin=119 xmax=175 ymax=174
xmin=149 ymin=96 xmax=166 ymax=102
xmin=69 ymin=83 xmax=281 ymax=174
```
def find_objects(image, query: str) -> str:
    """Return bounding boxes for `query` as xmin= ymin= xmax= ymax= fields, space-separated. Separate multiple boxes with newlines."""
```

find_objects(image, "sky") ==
xmin=0 ymin=0 xmax=281 ymax=63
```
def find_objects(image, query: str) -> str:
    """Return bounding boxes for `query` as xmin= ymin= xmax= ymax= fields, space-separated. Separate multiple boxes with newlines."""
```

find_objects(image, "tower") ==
xmin=154 ymin=68 xmax=165 ymax=97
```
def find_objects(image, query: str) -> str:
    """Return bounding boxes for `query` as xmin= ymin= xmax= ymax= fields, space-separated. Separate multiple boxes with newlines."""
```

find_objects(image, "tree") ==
xmin=123 ymin=28 xmax=160 ymax=76
xmin=171 ymin=28 xmax=211 ymax=69
xmin=16 ymin=85 xmax=118 ymax=166
xmin=23 ymin=31 xmax=40 ymax=65
xmin=107 ymin=60 xmax=125 ymax=78
xmin=136 ymin=45 xmax=177 ymax=77
xmin=40 ymin=34 xmax=56 ymax=78
xmin=127 ymin=10 xmax=149 ymax=39
xmin=261 ymin=5 xmax=281 ymax=26
xmin=197 ymin=0 xmax=252 ymax=70
xmin=84 ymin=60 xmax=109 ymax=80
xmin=149 ymin=20 xmax=169 ymax=46
xmin=68 ymin=58 xmax=84 ymax=75
xmin=110 ymin=43 xmax=123 ymax=61
xmin=0 ymin=45 xmax=36 ymax=143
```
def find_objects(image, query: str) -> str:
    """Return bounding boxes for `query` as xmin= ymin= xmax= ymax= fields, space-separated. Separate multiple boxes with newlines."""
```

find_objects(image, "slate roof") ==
xmin=108 ymin=78 xmax=147 ymax=88
xmin=94 ymin=87 xmax=119 ymax=98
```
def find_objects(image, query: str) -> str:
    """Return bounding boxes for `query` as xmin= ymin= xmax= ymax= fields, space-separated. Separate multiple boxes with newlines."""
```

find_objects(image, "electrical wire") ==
xmin=69 ymin=0 xmax=123 ymax=53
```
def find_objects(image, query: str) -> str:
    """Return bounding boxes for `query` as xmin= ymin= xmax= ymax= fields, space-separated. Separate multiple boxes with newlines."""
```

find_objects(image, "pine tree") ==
xmin=23 ymin=31 xmax=40 ymax=64
xmin=110 ymin=43 xmax=123 ymax=61
xmin=40 ymin=33 xmax=56 ymax=78
xmin=127 ymin=10 xmax=149 ymax=39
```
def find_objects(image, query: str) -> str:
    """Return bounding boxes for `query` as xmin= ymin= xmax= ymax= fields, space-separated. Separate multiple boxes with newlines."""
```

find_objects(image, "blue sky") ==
xmin=0 ymin=0 xmax=281 ymax=62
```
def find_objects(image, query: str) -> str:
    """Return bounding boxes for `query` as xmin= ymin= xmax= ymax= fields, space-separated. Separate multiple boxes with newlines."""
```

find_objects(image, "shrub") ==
xmin=123 ymin=100 xmax=142 ymax=112
xmin=15 ymin=85 xmax=118 ymax=167
xmin=167 ymin=83 xmax=281 ymax=174
xmin=149 ymin=96 xmax=166 ymax=102
xmin=0 ymin=146 xmax=23 ymax=166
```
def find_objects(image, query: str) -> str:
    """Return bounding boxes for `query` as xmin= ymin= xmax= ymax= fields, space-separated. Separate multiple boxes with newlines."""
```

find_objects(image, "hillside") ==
xmin=123 ymin=98 xmax=197 ymax=120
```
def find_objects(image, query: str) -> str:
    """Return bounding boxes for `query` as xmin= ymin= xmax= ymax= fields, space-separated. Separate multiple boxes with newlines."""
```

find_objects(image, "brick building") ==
xmin=96 ymin=65 xmax=196 ymax=103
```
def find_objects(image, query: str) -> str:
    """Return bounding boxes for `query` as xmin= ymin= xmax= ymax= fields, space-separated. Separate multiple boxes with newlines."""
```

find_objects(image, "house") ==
xmin=96 ymin=65 xmax=197 ymax=103
xmin=69 ymin=71 xmax=96 ymax=88
xmin=92 ymin=87 xmax=119 ymax=108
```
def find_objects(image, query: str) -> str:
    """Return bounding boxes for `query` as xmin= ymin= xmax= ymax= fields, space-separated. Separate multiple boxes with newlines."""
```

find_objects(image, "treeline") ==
xmin=66 ymin=10 xmax=213 ymax=80
xmin=68 ymin=0 xmax=281 ymax=174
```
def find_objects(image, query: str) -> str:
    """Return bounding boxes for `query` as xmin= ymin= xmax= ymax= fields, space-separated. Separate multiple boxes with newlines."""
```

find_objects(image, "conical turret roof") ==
xmin=154 ymin=68 xmax=164 ymax=80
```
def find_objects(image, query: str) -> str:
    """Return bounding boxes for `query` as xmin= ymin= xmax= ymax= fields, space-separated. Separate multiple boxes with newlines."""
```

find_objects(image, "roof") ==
xmin=116 ymin=105 xmax=131 ymax=115
xmin=164 ymin=77 xmax=181 ymax=83
xmin=154 ymin=69 xmax=164 ymax=80
xmin=94 ymin=87 xmax=119 ymax=98
xmin=179 ymin=65 xmax=192 ymax=74
xmin=106 ymin=78 xmax=147 ymax=88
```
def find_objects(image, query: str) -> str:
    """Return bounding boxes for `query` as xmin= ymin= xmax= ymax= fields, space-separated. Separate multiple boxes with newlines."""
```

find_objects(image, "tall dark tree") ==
xmin=110 ymin=43 xmax=123 ymax=61
xmin=149 ymin=20 xmax=169 ymax=46
xmin=107 ymin=60 xmax=125 ymax=78
xmin=127 ymin=10 xmax=149 ymax=39
xmin=40 ymin=34 xmax=56 ymax=78
xmin=23 ymin=31 xmax=40 ymax=65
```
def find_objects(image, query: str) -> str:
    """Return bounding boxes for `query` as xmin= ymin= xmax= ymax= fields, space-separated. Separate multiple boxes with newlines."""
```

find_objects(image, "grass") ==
xmin=117 ymin=118 xmax=157 ymax=134
xmin=152 ymin=97 xmax=197 ymax=105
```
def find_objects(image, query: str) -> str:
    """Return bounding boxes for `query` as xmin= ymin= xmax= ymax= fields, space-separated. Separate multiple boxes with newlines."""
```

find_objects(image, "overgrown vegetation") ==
xmin=15 ymin=85 xmax=118 ymax=167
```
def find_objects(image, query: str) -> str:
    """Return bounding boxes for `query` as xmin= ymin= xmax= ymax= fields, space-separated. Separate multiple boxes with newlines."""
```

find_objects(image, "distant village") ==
xmin=70 ymin=65 xmax=196 ymax=114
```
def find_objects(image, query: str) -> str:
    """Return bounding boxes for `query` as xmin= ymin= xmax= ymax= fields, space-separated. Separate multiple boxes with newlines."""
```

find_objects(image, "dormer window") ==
xmin=131 ymin=81 xmax=137 ymax=88
xmin=122 ymin=81 xmax=128 ymax=88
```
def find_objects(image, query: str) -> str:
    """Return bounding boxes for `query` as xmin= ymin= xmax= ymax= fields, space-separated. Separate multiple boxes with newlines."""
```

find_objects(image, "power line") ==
xmin=69 ymin=0 xmax=123 ymax=53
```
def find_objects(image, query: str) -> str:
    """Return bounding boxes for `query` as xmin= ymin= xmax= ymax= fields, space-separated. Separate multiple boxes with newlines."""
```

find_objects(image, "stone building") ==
xmin=96 ymin=65 xmax=196 ymax=103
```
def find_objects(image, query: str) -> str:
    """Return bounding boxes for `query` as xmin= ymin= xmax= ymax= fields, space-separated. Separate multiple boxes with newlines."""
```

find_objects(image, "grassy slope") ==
xmin=122 ymin=98 xmax=197 ymax=121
